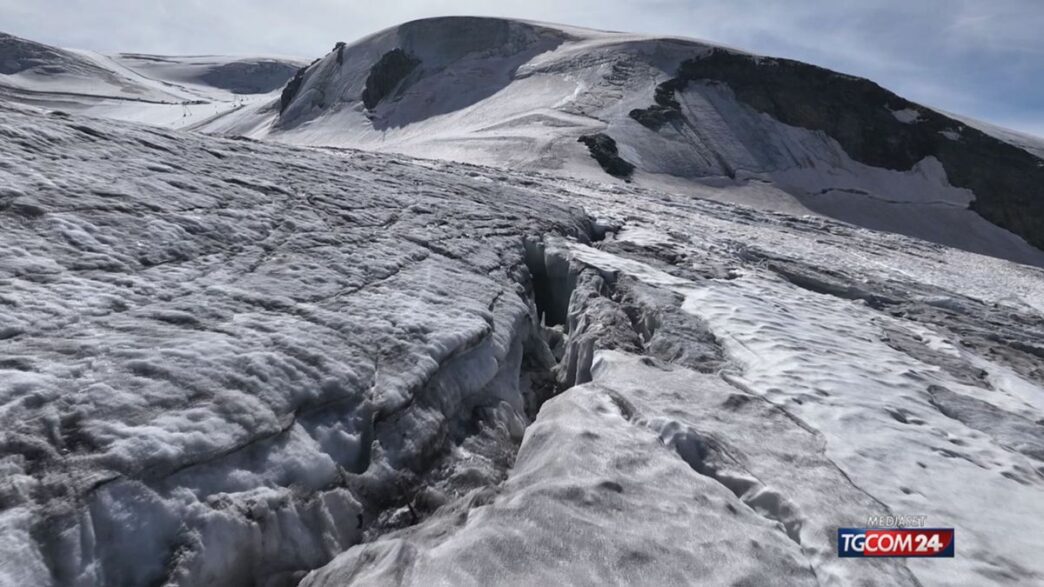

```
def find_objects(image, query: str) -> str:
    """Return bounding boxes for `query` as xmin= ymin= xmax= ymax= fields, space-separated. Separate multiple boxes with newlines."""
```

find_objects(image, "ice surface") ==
xmin=303 ymin=371 xmax=822 ymax=586
xmin=304 ymin=218 xmax=1044 ymax=586
xmin=0 ymin=101 xmax=592 ymax=586
xmin=2 ymin=19 xmax=1044 ymax=587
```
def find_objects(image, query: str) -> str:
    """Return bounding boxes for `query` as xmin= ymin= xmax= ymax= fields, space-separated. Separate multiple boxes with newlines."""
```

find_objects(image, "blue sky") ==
xmin=2 ymin=0 xmax=1042 ymax=137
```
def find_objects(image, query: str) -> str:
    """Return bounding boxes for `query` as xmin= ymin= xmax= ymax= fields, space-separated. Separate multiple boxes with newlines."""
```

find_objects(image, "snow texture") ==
xmin=891 ymin=107 xmax=922 ymax=124
xmin=2 ymin=97 xmax=1043 ymax=585
xmin=306 ymin=208 xmax=1044 ymax=587
xmin=0 ymin=31 xmax=304 ymax=131
xmin=0 ymin=100 xmax=591 ymax=586
xmin=2 ymin=17 xmax=1044 ymax=587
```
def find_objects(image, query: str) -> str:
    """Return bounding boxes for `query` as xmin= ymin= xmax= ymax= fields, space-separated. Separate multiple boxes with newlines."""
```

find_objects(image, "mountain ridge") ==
xmin=194 ymin=16 xmax=1044 ymax=267
xmin=0 ymin=30 xmax=305 ymax=128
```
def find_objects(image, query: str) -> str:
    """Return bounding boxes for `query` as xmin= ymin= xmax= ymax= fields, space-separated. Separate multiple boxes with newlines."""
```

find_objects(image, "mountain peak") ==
xmin=201 ymin=18 xmax=1044 ymax=267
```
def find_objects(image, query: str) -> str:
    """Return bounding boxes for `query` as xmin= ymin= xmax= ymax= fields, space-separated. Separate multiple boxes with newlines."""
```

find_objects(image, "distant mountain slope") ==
xmin=0 ymin=31 xmax=305 ymax=129
xmin=197 ymin=17 xmax=1044 ymax=267
xmin=0 ymin=32 xmax=177 ymax=101
xmin=2 ymin=21 xmax=1040 ymax=265
xmin=112 ymin=53 xmax=302 ymax=95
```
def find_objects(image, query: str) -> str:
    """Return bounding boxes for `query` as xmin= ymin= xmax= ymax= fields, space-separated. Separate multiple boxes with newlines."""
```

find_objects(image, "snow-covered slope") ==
xmin=0 ymin=32 xmax=304 ymax=129
xmin=948 ymin=111 xmax=1044 ymax=159
xmin=112 ymin=53 xmax=303 ymax=95
xmin=4 ymin=20 xmax=1042 ymax=266
xmin=3 ymin=96 xmax=1044 ymax=586
xmin=196 ymin=18 xmax=741 ymax=172
xmin=197 ymin=17 xmax=1044 ymax=268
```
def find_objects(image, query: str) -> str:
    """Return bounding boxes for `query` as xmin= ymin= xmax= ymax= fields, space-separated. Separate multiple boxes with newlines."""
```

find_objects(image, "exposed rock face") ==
xmin=279 ymin=65 xmax=309 ymax=114
xmin=361 ymin=49 xmax=421 ymax=110
xmin=577 ymin=133 xmax=635 ymax=179
xmin=198 ymin=60 xmax=300 ymax=94
xmin=628 ymin=79 xmax=685 ymax=130
xmin=639 ymin=49 xmax=1044 ymax=250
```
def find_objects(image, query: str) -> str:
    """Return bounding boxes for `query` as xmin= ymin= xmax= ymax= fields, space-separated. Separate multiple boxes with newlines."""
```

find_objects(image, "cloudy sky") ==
xmin=3 ymin=0 xmax=1042 ymax=136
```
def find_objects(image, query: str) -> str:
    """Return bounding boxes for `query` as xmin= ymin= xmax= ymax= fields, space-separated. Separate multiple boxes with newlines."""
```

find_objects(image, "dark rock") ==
xmin=361 ymin=49 xmax=421 ymax=110
xmin=577 ymin=133 xmax=635 ymax=179
xmin=629 ymin=78 xmax=687 ymax=130
xmin=335 ymin=41 xmax=346 ymax=65
xmin=635 ymin=49 xmax=1044 ymax=251
xmin=279 ymin=65 xmax=309 ymax=114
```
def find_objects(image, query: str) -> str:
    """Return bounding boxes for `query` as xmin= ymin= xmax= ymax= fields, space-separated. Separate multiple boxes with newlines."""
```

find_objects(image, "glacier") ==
xmin=2 ymin=95 xmax=1043 ymax=585
xmin=1 ymin=15 xmax=1044 ymax=587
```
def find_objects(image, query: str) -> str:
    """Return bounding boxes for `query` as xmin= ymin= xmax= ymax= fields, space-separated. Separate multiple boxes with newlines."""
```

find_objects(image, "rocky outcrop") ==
xmin=578 ymin=133 xmax=635 ymax=179
xmin=638 ymin=49 xmax=1044 ymax=250
xmin=361 ymin=49 xmax=421 ymax=110
xmin=628 ymin=78 xmax=685 ymax=130
xmin=279 ymin=64 xmax=309 ymax=114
